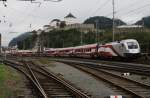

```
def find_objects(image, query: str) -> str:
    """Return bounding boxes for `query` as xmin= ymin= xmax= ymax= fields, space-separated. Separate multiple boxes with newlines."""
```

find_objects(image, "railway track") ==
xmin=3 ymin=59 xmax=90 ymax=98
xmin=52 ymin=58 xmax=150 ymax=76
xmin=63 ymin=62 xmax=150 ymax=98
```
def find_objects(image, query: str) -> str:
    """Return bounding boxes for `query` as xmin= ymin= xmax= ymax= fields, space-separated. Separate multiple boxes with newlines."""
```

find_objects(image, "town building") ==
xmin=64 ymin=13 xmax=77 ymax=25
xmin=115 ymin=25 xmax=144 ymax=34
xmin=43 ymin=25 xmax=54 ymax=32
xmin=43 ymin=12 xmax=95 ymax=32
xmin=64 ymin=23 xmax=95 ymax=32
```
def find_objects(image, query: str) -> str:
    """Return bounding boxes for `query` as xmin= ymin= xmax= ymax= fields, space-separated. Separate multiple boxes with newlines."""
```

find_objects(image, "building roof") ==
xmin=64 ymin=13 xmax=76 ymax=18
xmin=43 ymin=25 xmax=50 ymax=27
xmin=117 ymin=25 xmax=143 ymax=28
xmin=51 ymin=19 xmax=60 ymax=22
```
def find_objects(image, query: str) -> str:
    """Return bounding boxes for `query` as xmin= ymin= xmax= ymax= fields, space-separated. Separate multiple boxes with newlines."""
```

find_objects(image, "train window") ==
xmin=89 ymin=49 xmax=91 ymax=52
xmin=127 ymin=42 xmax=138 ymax=49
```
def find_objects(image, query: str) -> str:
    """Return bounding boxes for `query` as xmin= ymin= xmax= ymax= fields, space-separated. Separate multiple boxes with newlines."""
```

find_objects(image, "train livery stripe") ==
xmin=109 ymin=45 xmax=122 ymax=57
xmin=98 ymin=45 xmax=119 ymax=57
xmin=110 ymin=95 xmax=122 ymax=98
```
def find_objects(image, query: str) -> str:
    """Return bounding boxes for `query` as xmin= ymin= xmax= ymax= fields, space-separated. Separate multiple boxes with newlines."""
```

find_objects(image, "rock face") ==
xmin=9 ymin=32 xmax=31 ymax=47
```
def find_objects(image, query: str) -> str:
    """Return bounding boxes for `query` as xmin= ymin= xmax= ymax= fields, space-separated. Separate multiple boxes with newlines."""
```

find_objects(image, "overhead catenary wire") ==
xmin=83 ymin=0 xmax=146 ymax=25
xmin=115 ymin=3 xmax=150 ymax=24
xmin=115 ymin=0 xmax=143 ymax=15
xmin=104 ymin=2 xmax=150 ymax=18
xmin=0 ymin=0 xmax=64 ymax=34
xmin=83 ymin=0 xmax=101 ymax=17
xmin=118 ymin=9 xmax=146 ymax=24
xmin=91 ymin=0 xmax=110 ymax=16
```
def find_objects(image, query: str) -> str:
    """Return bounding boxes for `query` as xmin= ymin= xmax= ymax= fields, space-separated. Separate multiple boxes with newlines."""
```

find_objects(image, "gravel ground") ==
xmin=45 ymin=61 xmax=126 ymax=98
xmin=101 ymin=69 xmax=150 ymax=86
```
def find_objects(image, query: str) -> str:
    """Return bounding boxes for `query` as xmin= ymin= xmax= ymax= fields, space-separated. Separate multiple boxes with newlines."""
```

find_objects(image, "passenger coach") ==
xmin=44 ymin=39 xmax=140 ymax=59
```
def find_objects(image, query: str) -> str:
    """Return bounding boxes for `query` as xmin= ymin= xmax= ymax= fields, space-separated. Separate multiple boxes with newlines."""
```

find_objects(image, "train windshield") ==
xmin=127 ymin=42 xmax=138 ymax=49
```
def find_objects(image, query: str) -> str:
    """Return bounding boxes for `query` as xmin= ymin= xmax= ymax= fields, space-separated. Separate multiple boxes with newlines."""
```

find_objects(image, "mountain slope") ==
xmin=135 ymin=16 xmax=150 ymax=28
xmin=9 ymin=32 xmax=32 ymax=47
xmin=84 ymin=16 xmax=126 ymax=29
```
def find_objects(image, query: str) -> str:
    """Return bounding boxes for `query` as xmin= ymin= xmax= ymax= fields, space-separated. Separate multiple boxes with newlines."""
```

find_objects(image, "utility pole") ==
xmin=80 ymin=31 xmax=83 ymax=45
xmin=112 ymin=0 xmax=115 ymax=42
xmin=62 ymin=39 xmax=64 ymax=48
xmin=23 ymin=40 xmax=25 ymax=50
xmin=95 ymin=19 xmax=99 ymax=43
xmin=142 ymin=18 xmax=145 ymax=32
xmin=0 ymin=34 xmax=1 ymax=54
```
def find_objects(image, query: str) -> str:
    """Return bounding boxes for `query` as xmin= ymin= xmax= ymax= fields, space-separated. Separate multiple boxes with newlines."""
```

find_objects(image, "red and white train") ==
xmin=11 ymin=39 xmax=140 ymax=59
xmin=44 ymin=39 xmax=140 ymax=59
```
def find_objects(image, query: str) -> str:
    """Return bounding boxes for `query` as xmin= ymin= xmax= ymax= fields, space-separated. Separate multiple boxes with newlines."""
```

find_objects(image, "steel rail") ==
xmin=65 ymin=63 xmax=150 ymax=98
xmin=60 ymin=57 xmax=150 ymax=69
xmin=53 ymin=59 xmax=150 ymax=76
xmin=24 ymin=62 xmax=48 ymax=98
xmin=3 ymin=61 xmax=49 ymax=98
xmin=3 ymin=59 xmax=90 ymax=98
xmin=29 ymin=61 xmax=90 ymax=98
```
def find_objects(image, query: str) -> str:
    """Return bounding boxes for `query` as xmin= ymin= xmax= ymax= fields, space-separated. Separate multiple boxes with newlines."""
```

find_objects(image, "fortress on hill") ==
xmin=43 ymin=13 xmax=95 ymax=32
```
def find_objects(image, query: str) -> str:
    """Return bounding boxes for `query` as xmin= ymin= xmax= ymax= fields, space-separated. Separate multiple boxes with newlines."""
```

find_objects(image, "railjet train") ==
xmin=13 ymin=39 xmax=140 ymax=59
xmin=43 ymin=39 xmax=140 ymax=59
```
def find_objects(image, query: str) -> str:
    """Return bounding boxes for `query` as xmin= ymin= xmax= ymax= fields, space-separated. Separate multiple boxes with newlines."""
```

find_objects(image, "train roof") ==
xmin=44 ymin=39 xmax=138 ymax=52
xmin=120 ymin=39 xmax=138 ymax=43
xmin=74 ymin=43 xmax=97 ymax=49
xmin=17 ymin=50 xmax=35 ymax=52
xmin=105 ymin=39 xmax=138 ymax=45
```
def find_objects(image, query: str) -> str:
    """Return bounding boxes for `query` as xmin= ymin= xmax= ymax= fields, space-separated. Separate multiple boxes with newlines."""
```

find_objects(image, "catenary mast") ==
xmin=112 ymin=0 xmax=115 ymax=41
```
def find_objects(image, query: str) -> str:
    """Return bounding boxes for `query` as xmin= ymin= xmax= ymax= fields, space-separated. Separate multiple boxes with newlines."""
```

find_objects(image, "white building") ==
xmin=64 ymin=13 xmax=78 ymax=25
xmin=116 ymin=25 xmax=144 ymax=34
xmin=43 ymin=25 xmax=54 ymax=32
xmin=43 ymin=12 xmax=95 ymax=32
xmin=50 ymin=19 xmax=61 ymax=29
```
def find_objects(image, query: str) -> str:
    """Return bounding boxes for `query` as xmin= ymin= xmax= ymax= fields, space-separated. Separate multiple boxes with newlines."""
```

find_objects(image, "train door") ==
xmin=118 ymin=43 xmax=125 ymax=57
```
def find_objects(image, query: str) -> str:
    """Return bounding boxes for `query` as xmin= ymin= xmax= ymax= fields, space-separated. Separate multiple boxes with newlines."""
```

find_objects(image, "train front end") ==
xmin=122 ymin=39 xmax=141 ymax=58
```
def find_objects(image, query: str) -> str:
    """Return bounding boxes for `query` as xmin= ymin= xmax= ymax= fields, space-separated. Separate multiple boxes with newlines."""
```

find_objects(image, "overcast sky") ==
xmin=0 ymin=0 xmax=150 ymax=46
